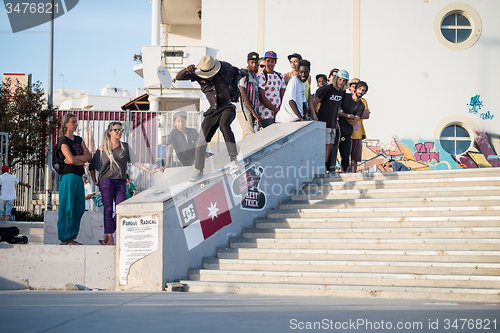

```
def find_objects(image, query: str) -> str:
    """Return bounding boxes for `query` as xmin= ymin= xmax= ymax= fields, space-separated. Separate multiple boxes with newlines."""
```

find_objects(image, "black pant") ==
xmin=195 ymin=104 xmax=237 ymax=171
xmin=339 ymin=134 xmax=352 ymax=173
xmin=0 ymin=226 xmax=19 ymax=243
xmin=327 ymin=129 xmax=341 ymax=172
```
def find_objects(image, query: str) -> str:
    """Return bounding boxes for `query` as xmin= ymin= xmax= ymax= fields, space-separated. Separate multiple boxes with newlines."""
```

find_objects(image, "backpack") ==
xmin=262 ymin=69 xmax=283 ymax=85
xmin=229 ymin=67 xmax=249 ymax=103
xmin=52 ymin=140 xmax=64 ymax=175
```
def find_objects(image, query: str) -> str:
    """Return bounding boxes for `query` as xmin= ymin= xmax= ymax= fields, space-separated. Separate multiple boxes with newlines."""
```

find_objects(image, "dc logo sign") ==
xmin=4 ymin=0 xmax=79 ymax=33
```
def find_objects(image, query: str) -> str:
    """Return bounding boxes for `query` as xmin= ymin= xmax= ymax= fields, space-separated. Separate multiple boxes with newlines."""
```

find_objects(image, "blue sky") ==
xmin=0 ymin=1 xmax=151 ymax=95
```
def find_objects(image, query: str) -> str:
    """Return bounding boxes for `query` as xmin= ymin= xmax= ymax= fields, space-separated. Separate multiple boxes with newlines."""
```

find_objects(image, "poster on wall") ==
xmin=119 ymin=215 xmax=159 ymax=286
xmin=176 ymin=181 xmax=233 ymax=251
xmin=232 ymin=165 xmax=266 ymax=210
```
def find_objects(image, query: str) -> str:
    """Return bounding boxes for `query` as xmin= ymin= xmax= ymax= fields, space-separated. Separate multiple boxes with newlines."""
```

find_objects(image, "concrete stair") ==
xmin=180 ymin=168 xmax=500 ymax=302
xmin=0 ymin=221 xmax=44 ymax=244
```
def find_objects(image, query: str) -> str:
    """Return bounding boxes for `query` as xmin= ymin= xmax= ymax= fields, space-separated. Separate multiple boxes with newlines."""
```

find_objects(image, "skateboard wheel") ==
xmin=232 ymin=173 xmax=237 ymax=178
xmin=200 ymin=183 xmax=205 ymax=188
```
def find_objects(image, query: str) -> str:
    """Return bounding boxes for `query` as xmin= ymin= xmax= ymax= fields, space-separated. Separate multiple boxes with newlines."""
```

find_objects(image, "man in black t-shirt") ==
xmin=313 ymin=69 xmax=349 ymax=173
xmin=338 ymin=84 xmax=365 ymax=173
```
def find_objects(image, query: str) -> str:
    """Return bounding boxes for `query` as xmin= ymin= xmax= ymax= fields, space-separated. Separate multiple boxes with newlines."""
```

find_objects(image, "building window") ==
xmin=434 ymin=4 xmax=481 ymax=50
xmin=439 ymin=125 xmax=472 ymax=155
xmin=441 ymin=13 xmax=471 ymax=43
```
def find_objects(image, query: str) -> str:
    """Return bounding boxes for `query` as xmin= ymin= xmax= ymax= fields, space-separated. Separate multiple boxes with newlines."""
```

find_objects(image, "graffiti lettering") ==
xmin=467 ymin=94 xmax=483 ymax=114
xmin=480 ymin=111 xmax=494 ymax=120
xmin=414 ymin=142 xmax=439 ymax=163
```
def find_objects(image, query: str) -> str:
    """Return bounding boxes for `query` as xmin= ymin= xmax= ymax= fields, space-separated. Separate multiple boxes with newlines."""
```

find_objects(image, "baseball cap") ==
xmin=337 ymin=69 xmax=349 ymax=80
xmin=173 ymin=111 xmax=187 ymax=121
xmin=247 ymin=51 xmax=259 ymax=60
xmin=350 ymin=78 xmax=360 ymax=85
xmin=287 ymin=53 xmax=302 ymax=61
xmin=264 ymin=51 xmax=278 ymax=59
xmin=2 ymin=165 xmax=10 ymax=173
xmin=329 ymin=68 xmax=339 ymax=76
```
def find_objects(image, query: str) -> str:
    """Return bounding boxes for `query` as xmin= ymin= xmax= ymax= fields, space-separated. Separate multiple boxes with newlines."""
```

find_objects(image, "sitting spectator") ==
xmin=384 ymin=159 xmax=411 ymax=171
xmin=0 ymin=226 xmax=29 ymax=244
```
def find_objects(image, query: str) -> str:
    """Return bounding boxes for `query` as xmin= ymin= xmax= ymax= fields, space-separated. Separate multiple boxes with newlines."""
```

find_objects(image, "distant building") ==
xmin=49 ymin=85 xmax=141 ymax=110
xmin=136 ymin=0 xmax=500 ymax=170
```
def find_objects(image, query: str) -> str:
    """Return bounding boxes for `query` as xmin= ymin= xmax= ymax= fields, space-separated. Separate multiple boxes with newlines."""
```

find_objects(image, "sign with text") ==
xmin=119 ymin=215 xmax=159 ymax=286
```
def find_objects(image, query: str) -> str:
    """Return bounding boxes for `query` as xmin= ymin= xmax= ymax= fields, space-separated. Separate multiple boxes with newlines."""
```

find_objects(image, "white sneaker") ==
xmin=189 ymin=170 xmax=203 ymax=182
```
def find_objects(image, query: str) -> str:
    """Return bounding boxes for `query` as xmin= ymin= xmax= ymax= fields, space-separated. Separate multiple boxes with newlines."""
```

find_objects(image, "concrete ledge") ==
xmin=44 ymin=211 xmax=104 ymax=245
xmin=115 ymin=121 xmax=325 ymax=290
xmin=0 ymin=244 xmax=115 ymax=290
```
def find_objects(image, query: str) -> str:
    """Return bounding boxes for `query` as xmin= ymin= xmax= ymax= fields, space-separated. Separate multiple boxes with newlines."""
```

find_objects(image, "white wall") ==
xmin=360 ymin=0 xmax=500 ymax=142
xmin=199 ymin=0 xmax=499 ymax=144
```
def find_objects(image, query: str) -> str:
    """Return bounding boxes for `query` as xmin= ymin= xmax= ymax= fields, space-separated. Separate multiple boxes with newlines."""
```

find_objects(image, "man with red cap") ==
xmin=257 ymin=51 xmax=286 ymax=128
xmin=0 ymin=165 xmax=31 ymax=221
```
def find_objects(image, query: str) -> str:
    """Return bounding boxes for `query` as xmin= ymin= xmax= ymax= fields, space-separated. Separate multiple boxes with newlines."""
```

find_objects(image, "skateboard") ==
xmin=190 ymin=160 xmax=250 ymax=188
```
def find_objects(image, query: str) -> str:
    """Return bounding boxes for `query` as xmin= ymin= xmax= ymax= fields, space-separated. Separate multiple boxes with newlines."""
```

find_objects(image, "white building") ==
xmin=136 ymin=0 xmax=500 ymax=171
xmin=50 ymin=85 xmax=141 ymax=110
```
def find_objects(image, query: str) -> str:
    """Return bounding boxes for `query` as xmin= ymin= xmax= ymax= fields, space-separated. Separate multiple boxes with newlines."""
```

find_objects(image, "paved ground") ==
xmin=1 ymin=291 xmax=498 ymax=333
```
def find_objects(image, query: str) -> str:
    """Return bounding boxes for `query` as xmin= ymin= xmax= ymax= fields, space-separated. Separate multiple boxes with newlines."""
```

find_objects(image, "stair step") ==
xmin=292 ymin=185 xmax=500 ymax=199
xmin=267 ymin=206 xmax=500 ymax=218
xmin=242 ymin=227 xmax=500 ymax=239
xmin=229 ymin=238 xmax=500 ymax=251
xmin=313 ymin=168 xmax=500 ymax=182
xmin=280 ymin=196 xmax=500 ymax=209
xmin=217 ymin=248 xmax=500 ymax=262
xmin=304 ymin=176 xmax=500 ymax=188
xmin=202 ymin=258 xmax=500 ymax=275
xmin=254 ymin=216 xmax=500 ymax=229
xmin=180 ymin=281 xmax=500 ymax=302
xmin=188 ymin=269 xmax=500 ymax=289
xmin=0 ymin=221 xmax=44 ymax=228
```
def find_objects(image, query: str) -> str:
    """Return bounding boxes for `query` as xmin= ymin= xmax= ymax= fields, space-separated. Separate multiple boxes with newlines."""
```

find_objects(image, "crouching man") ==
xmin=176 ymin=55 xmax=239 ymax=181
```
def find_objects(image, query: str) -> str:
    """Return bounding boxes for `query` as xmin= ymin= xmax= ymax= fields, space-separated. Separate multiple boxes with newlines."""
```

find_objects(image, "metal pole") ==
xmin=45 ymin=0 xmax=54 ymax=211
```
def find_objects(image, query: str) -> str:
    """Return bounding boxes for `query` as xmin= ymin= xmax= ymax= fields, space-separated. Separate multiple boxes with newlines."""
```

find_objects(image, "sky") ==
xmin=1 ymin=1 xmax=152 ymax=95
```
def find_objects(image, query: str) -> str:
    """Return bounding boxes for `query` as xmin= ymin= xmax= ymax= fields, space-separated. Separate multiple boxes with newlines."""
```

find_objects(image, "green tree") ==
xmin=0 ymin=79 xmax=58 ymax=168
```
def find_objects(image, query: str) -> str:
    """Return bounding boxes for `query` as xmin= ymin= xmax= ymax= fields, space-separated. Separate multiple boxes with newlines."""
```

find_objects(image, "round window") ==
xmin=441 ymin=13 xmax=472 ymax=43
xmin=434 ymin=4 xmax=481 ymax=51
xmin=439 ymin=125 xmax=472 ymax=155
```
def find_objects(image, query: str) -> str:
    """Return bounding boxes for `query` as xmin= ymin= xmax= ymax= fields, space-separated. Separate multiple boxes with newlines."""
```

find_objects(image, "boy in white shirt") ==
xmin=0 ymin=165 xmax=31 ymax=221
xmin=276 ymin=59 xmax=310 ymax=123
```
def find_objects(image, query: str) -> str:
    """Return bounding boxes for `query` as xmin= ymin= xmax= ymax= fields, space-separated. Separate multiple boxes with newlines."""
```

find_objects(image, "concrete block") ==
xmin=44 ymin=211 xmax=105 ymax=245
xmin=0 ymin=244 xmax=115 ymax=290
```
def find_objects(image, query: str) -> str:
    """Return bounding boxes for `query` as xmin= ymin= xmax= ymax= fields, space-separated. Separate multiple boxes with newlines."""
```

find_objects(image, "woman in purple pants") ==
xmin=89 ymin=122 xmax=158 ymax=245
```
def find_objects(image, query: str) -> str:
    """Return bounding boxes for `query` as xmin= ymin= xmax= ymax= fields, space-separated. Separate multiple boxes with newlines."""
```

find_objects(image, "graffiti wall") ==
xmin=355 ymin=93 xmax=499 ymax=172
xmin=357 ymin=131 xmax=500 ymax=172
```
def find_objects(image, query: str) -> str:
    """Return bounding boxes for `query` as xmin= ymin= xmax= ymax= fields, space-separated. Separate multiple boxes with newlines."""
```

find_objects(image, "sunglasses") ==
xmin=112 ymin=128 xmax=124 ymax=133
xmin=259 ymin=65 xmax=266 ymax=68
